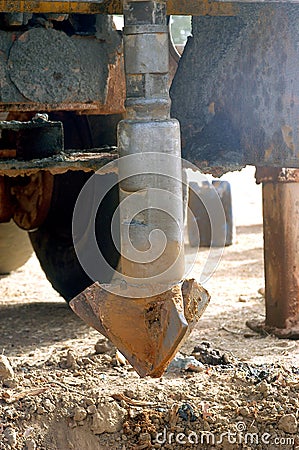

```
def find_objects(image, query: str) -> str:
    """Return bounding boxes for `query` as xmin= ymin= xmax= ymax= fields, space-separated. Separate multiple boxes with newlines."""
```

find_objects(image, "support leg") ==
xmin=247 ymin=168 xmax=299 ymax=339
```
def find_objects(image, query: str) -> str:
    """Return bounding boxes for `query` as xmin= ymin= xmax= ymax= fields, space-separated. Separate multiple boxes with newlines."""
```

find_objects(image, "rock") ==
xmin=138 ymin=432 xmax=151 ymax=445
xmin=278 ymin=414 xmax=298 ymax=434
xmin=95 ymin=338 xmax=114 ymax=355
xmin=258 ymin=287 xmax=265 ymax=296
xmin=43 ymin=398 xmax=55 ymax=412
xmin=4 ymin=427 xmax=17 ymax=447
xmin=239 ymin=406 xmax=249 ymax=417
xmin=73 ymin=407 xmax=87 ymax=422
xmin=25 ymin=439 xmax=37 ymax=450
xmin=167 ymin=353 xmax=204 ymax=372
xmin=0 ymin=355 xmax=14 ymax=380
xmin=91 ymin=401 xmax=127 ymax=434
xmin=258 ymin=381 xmax=271 ymax=397
xmin=115 ymin=351 xmax=126 ymax=366
xmin=87 ymin=404 xmax=97 ymax=415
xmin=3 ymin=378 xmax=17 ymax=388
xmin=36 ymin=406 xmax=46 ymax=415
xmin=59 ymin=349 xmax=77 ymax=369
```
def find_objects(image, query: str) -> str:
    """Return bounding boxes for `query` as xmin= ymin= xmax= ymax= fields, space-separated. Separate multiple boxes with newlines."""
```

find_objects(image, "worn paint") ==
xmin=0 ymin=151 xmax=117 ymax=177
xmin=171 ymin=6 xmax=299 ymax=173
xmin=0 ymin=0 xmax=239 ymax=16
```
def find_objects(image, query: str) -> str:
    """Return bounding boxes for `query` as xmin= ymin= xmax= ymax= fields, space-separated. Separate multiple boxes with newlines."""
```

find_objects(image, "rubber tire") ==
xmin=0 ymin=220 xmax=33 ymax=274
xmin=29 ymin=113 xmax=120 ymax=302
xmin=29 ymin=171 xmax=120 ymax=302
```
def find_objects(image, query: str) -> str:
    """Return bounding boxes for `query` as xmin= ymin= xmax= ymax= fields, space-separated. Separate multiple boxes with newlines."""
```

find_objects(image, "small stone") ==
xmin=239 ymin=406 xmax=250 ymax=417
xmin=139 ymin=433 xmax=151 ymax=444
xmin=91 ymin=401 xmax=127 ymax=434
xmin=203 ymin=420 xmax=210 ymax=431
xmin=25 ymin=439 xmax=37 ymax=450
xmin=43 ymin=398 xmax=55 ymax=412
xmin=258 ymin=287 xmax=265 ymax=296
xmin=36 ymin=406 xmax=46 ymax=415
xmin=278 ymin=414 xmax=298 ymax=434
xmin=258 ymin=381 xmax=270 ymax=397
xmin=0 ymin=355 xmax=14 ymax=380
xmin=87 ymin=404 xmax=97 ymax=415
xmin=66 ymin=350 xmax=77 ymax=369
xmin=85 ymin=398 xmax=94 ymax=406
xmin=73 ymin=407 xmax=87 ymax=422
xmin=59 ymin=349 xmax=77 ymax=369
xmin=115 ymin=351 xmax=126 ymax=366
xmin=3 ymin=378 xmax=17 ymax=388
xmin=4 ymin=427 xmax=17 ymax=447
xmin=95 ymin=338 xmax=114 ymax=355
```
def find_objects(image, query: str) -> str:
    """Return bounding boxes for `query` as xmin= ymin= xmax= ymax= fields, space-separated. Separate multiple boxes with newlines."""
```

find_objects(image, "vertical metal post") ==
xmin=247 ymin=168 xmax=299 ymax=338
xmin=118 ymin=0 xmax=185 ymax=284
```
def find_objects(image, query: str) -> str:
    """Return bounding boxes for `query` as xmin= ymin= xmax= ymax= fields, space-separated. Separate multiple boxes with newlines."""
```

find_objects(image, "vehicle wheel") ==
xmin=29 ymin=171 xmax=119 ymax=302
xmin=0 ymin=220 xmax=33 ymax=274
xmin=29 ymin=114 xmax=120 ymax=302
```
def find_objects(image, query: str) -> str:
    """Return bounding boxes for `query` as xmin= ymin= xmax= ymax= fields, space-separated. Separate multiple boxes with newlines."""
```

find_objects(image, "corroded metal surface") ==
xmin=0 ymin=151 xmax=117 ymax=177
xmin=0 ymin=20 xmax=125 ymax=114
xmin=70 ymin=279 xmax=210 ymax=377
xmin=247 ymin=169 xmax=299 ymax=338
xmin=0 ymin=0 xmax=239 ymax=16
xmin=256 ymin=167 xmax=299 ymax=184
xmin=11 ymin=172 xmax=54 ymax=230
xmin=0 ymin=117 xmax=63 ymax=159
xmin=262 ymin=181 xmax=299 ymax=329
xmin=171 ymin=6 xmax=299 ymax=173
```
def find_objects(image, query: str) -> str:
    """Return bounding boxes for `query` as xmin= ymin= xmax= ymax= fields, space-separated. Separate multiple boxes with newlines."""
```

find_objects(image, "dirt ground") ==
xmin=0 ymin=167 xmax=298 ymax=450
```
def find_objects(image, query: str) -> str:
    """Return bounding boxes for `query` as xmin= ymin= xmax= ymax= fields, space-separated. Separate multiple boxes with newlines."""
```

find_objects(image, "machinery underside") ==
xmin=0 ymin=1 xmax=298 ymax=376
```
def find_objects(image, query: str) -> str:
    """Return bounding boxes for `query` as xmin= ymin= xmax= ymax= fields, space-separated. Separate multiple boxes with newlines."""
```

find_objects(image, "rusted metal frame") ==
xmin=0 ymin=151 xmax=117 ymax=177
xmin=0 ymin=52 xmax=126 ymax=115
xmin=0 ymin=0 xmax=239 ymax=16
xmin=247 ymin=167 xmax=299 ymax=339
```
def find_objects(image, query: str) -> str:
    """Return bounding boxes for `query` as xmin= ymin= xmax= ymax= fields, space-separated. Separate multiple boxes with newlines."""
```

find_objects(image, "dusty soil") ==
xmin=0 ymin=169 xmax=299 ymax=450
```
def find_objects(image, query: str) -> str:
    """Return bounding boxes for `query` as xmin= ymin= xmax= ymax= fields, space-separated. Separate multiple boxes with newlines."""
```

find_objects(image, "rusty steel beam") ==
xmin=0 ymin=151 xmax=117 ymax=177
xmin=0 ymin=0 xmax=239 ymax=16
xmin=247 ymin=168 xmax=299 ymax=339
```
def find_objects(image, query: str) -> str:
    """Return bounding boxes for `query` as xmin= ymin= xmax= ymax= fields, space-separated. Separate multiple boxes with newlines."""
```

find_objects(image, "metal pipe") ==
xmin=247 ymin=167 xmax=299 ymax=339
xmin=118 ymin=0 xmax=185 ymax=285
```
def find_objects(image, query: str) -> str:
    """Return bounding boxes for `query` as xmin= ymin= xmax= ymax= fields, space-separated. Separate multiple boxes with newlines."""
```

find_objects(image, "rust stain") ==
xmin=0 ymin=149 xmax=16 ymax=158
xmin=281 ymin=125 xmax=295 ymax=152
xmin=0 ymin=0 xmax=239 ymax=16
xmin=264 ymin=145 xmax=274 ymax=161
xmin=208 ymin=102 xmax=215 ymax=115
